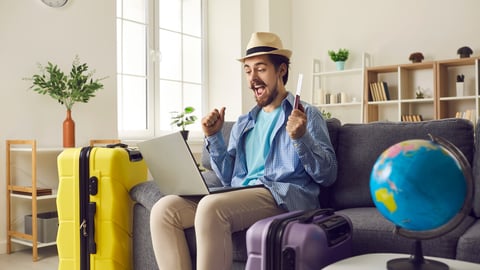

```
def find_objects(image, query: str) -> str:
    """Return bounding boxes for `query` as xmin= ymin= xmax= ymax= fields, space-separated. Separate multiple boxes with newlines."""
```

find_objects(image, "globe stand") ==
xmin=387 ymin=240 xmax=448 ymax=270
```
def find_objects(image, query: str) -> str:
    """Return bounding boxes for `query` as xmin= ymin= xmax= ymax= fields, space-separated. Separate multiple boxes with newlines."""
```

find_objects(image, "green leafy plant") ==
xmin=170 ymin=106 xmax=198 ymax=131
xmin=321 ymin=109 xmax=332 ymax=119
xmin=328 ymin=48 xmax=349 ymax=62
xmin=26 ymin=55 xmax=105 ymax=110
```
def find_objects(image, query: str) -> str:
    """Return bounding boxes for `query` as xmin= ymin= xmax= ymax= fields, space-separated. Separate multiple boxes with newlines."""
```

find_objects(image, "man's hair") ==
xmin=268 ymin=54 xmax=290 ymax=85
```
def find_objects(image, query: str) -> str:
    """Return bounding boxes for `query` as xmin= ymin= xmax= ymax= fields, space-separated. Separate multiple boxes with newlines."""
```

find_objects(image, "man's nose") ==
xmin=249 ymin=70 xmax=259 ymax=80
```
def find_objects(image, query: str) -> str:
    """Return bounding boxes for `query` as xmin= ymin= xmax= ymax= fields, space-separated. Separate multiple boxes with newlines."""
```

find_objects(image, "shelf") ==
xmin=314 ymin=68 xmax=363 ymax=76
xmin=10 ymin=193 xmax=57 ymax=200
xmin=317 ymin=102 xmax=362 ymax=107
xmin=9 ymin=147 xmax=63 ymax=153
xmin=400 ymin=98 xmax=435 ymax=103
xmin=368 ymin=100 xmax=399 ymax=105
xmin=439 ymin=95 xmax=476 ymax=101
xmin=11 ymin=237 xmax=56 ymax=248
xmin=6 ymin=139 xmax=58 ymax=262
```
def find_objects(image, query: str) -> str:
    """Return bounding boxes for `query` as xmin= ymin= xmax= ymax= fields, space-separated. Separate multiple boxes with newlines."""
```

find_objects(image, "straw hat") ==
xmin=238 ymin=32 xmax=292 ymax=62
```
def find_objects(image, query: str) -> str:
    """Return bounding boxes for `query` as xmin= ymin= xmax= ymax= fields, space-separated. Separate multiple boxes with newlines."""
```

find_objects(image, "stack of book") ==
xmin=369 ymin=81 xmax=390 ymax=101
xmin=455 ymin=109 xmax=476 ymax=123
xmin=402 ymin=114 xmax=423 ymax=122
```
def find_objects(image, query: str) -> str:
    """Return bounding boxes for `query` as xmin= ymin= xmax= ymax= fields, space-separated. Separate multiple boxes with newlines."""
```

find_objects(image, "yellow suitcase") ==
xmin=57 ymin=145 xmax=148 ymax=270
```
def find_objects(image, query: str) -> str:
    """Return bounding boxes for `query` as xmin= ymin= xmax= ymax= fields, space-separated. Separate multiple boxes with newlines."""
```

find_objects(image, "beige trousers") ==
xmin=149 ymin=187 xmax=285 ymax=270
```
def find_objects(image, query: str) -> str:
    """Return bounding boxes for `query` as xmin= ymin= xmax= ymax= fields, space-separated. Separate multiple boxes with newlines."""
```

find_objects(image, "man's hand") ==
xmin=286 ymin=104 xmax=306 ymax=139
xmin=202 ymin=107 xmax=226 ymax=137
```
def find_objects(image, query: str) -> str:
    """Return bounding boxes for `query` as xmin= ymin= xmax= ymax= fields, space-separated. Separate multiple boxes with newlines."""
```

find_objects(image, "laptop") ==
xmin=137 ymin=131 xmax=263 ymax=195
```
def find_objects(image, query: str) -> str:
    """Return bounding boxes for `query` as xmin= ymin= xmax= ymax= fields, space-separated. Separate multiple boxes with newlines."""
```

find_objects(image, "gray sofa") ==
xmin=130 ymin=118 xmax=480 ymax=269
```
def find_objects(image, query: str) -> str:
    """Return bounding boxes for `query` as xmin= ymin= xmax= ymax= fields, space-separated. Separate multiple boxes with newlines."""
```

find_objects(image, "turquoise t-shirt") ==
xmin=243 ymin=107 xmax=282 ymax=185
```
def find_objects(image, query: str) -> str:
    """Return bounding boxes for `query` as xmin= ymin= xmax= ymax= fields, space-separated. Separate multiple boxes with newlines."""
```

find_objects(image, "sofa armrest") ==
xmin=130 ymin=181 xmax=164 ymax=211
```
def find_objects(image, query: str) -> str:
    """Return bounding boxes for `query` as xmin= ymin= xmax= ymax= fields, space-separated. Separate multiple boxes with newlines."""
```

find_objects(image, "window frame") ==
xmin=116 ymin=0 xmax=207 ymax=140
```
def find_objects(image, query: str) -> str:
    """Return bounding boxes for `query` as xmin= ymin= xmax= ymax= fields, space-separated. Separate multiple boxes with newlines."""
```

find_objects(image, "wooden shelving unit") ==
xmin=364 ymin=57 xmax=480 ymax=123
xmin=5 ymin=140 xmax=60 ymax=261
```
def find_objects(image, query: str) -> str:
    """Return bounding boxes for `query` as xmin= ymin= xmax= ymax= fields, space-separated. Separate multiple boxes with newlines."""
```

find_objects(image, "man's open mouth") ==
xmin=253 ymin=85 xmax=266 ymax=97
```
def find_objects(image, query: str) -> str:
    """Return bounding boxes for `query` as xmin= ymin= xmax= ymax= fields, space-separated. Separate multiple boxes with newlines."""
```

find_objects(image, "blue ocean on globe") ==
xmin=370 ymin=139 xmax=466 ymax=231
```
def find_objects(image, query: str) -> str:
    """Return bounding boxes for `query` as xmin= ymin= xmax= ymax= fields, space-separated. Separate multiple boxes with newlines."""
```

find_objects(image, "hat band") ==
xmin=246 ymin=46 xmax=277 ymax=56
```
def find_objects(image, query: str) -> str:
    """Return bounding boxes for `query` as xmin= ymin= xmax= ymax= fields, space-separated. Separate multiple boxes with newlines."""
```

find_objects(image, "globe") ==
xmin=370 ymin=136 xmax=472 ymax=237
xmin=370 ymin=136 xmax=473 ymax=270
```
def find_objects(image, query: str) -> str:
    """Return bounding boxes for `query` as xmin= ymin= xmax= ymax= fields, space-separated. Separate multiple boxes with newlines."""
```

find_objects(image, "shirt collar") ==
xmin=248 ymin=92 xmax=296 ymax=121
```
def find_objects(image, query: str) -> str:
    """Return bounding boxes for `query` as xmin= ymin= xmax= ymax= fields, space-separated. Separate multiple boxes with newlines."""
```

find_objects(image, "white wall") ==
xmin=0 ymin=0 xmax=117 ymax=253
xmin=206 ymin=0 xmax=243 ymax=121
xmin=290 ymin=0 xmax=480 ymax=102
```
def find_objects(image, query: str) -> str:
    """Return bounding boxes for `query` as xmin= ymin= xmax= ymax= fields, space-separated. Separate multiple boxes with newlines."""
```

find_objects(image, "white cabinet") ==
xmin=312 ymin=53 xmax=369 ymax=123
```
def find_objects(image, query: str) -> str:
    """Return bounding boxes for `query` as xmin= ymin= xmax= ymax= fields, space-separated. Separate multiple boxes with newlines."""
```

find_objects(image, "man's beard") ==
xmin=254 ymin=82 xmax=278 ymax=107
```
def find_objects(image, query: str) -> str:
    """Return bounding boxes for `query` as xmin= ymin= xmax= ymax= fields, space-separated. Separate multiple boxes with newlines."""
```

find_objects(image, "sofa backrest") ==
xmin=201 ymin=121 xmax=235 ymax=171
xmin=473 ymin=120 xmax=480 ymax=218
xmin=327 ymin=118 xmax=476 ymax=212
xmin=201 ymin=118 xmax=479 ymax=218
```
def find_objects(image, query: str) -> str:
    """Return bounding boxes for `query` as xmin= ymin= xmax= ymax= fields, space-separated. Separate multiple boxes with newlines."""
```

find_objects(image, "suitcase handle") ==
xmin=298 ymin=208 xmax=334 ymax=223
xmin=106 ymin=143 xmax=129 ymax=148
xmin=106 ymin=143 xmax=144 ymax=162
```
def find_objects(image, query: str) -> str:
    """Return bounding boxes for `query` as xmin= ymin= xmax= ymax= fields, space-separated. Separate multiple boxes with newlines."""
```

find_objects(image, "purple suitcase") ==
xmin=245 ymin=208 xmax=352 ymax=270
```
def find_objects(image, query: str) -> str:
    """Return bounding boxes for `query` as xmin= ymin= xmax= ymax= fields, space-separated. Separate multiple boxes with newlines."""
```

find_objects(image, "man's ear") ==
xmin=278 ymin=63 xmax=287 ymax=77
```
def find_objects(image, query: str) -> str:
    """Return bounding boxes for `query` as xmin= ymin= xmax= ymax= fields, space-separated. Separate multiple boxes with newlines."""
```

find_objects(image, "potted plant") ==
xmin=170 ymin=106 xmax=198 ymax=140
xmin=457 ymin=46 xmax=473 ymax=58
xmin=25 ymin=55 xmax=105 ymax=147
xmin=328 ymin=48 xmax=349 ymax=70
xmin=409 ymin=52 xmax=424 ymax=63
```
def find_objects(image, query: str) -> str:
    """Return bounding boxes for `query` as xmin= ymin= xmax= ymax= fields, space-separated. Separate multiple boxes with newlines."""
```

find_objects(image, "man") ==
xmin=150 ymin=32 xmax=337 ymax=270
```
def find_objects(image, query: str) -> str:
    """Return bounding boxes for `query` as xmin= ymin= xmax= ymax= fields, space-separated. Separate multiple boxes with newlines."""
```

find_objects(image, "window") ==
xmin=116 ymin=0 xmax=205 ymax=138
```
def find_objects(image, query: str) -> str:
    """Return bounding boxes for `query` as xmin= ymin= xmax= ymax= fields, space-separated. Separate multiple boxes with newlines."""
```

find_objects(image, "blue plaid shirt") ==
xmin=205 ymin=92 xmax=337 ymax=211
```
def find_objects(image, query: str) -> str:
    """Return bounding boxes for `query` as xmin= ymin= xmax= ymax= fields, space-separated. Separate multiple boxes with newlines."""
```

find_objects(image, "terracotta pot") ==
xmin=63 ymin=109 xmax=75 ymax=147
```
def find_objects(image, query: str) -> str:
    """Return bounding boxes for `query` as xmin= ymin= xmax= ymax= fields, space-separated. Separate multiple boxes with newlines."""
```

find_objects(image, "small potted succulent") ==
xmin=328 ymin=49 xmax=349 ymax=70
xmin=170 ymin=106 xmax=198 ymax=140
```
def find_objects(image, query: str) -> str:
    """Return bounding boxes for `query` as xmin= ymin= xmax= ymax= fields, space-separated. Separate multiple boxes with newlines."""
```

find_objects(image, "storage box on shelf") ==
xmin=436 ymin=57 xmax=480 ymax=123
xmin=312 ymin=53 xmax=369 ymax=124
xmin=5 ymin=140 xmax=62 ymax=261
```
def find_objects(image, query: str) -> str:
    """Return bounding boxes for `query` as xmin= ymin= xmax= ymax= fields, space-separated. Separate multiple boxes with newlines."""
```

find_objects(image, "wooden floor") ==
xmin=0 ymin=246 xmax=58 ymax=269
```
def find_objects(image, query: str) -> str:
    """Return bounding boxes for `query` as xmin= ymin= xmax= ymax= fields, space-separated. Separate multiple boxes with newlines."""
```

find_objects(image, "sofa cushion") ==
xmin=456 ymin=219 xmax=480 ymax=263
xmin=330 ymin=118 xmax=475 ymax=210
xmin=130 ymin=180 xmax=164 ymax=211
xmin=325 ymin=118 xmax=341 ymax=152
xmin=473 ymin=120 xmax=480 ymax=217
xmin=338 ymin=207 xmax=476 ymax=259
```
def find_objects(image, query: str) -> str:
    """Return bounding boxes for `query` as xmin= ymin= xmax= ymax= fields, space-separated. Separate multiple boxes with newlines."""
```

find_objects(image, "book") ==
xmin=380 ymin=81 xmax=390 ymax=100
xmin=12 ymin=187 xmax=53 ymax=196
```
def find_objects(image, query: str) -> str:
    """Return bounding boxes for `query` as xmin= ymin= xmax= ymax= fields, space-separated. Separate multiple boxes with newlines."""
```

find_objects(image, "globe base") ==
xmin=387 ymin=258 xmax=448 ymax=270
xmin=387 ymin=240 xmax=449 ymax=270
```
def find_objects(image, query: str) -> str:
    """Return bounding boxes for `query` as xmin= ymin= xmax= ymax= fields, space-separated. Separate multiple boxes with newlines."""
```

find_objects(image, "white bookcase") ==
xmin=312 ymin=53 xmax=370 ymax=123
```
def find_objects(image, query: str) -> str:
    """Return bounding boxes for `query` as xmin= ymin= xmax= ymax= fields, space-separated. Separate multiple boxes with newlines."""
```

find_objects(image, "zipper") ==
xmin=79 ymin=147 xmax=93 ymax=270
